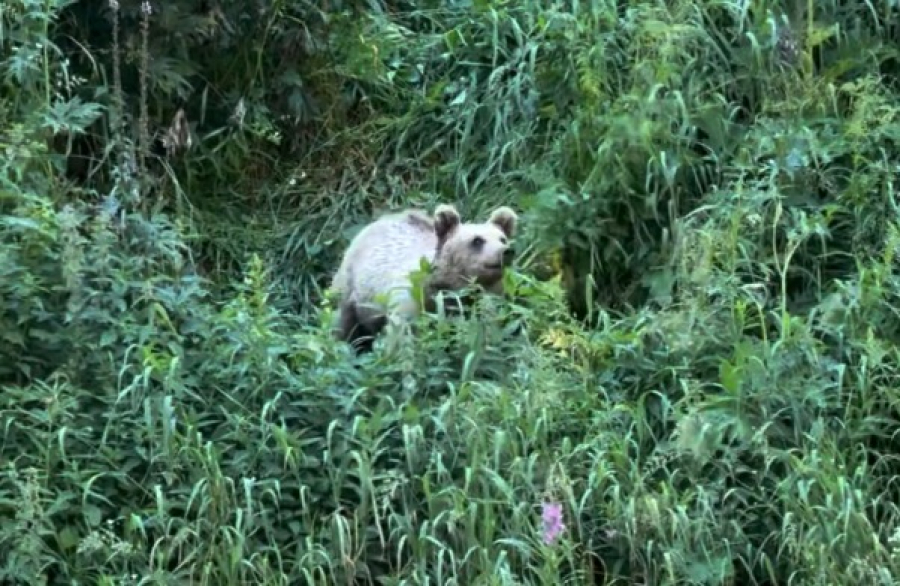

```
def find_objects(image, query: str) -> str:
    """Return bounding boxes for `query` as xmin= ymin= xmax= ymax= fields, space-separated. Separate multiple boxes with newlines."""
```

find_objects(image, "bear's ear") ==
xmin=489 ymin=206 xmax=518 ymax=238
xmin=434 ymin=204 xmax=461 ymax=241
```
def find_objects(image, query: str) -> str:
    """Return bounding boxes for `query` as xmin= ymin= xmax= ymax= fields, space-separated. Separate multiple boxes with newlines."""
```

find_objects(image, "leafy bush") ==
xmin=4 ymin=0 xmax=900 ymax=584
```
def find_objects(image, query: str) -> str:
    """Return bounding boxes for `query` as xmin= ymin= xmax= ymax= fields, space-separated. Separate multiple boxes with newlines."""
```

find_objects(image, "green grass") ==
xmin=3 ymin=0 xmax=900 ymax=584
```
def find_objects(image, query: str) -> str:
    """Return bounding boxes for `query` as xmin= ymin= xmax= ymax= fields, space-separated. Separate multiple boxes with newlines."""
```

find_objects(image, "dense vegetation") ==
xmin=3 ymin=0 xmax=900 ymax=584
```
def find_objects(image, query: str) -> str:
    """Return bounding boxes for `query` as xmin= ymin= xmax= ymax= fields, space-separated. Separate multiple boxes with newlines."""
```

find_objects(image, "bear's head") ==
xmin=430 ymin=203 xmax=518 ymax=290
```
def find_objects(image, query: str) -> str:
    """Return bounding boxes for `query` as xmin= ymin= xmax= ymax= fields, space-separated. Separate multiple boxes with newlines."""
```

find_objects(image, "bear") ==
xmin=330 ymin=203 xmax=518 ymax=352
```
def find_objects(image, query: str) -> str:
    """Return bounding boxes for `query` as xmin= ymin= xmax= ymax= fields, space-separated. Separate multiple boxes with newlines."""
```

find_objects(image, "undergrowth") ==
xmin=3 ymin=0 xmax=900 ymax=584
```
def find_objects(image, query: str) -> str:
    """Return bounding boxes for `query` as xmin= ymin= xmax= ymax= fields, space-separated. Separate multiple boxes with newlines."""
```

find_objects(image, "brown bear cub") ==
xmin=330 ymin=203 xmax=518 ymax=352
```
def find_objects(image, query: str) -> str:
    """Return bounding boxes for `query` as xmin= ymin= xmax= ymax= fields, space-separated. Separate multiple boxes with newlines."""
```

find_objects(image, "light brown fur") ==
xmin=331 ymin=204 xmax=518 ymax=351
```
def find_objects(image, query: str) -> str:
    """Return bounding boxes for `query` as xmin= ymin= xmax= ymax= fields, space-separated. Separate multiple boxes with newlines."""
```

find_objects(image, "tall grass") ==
xmin=2 ymin=0 xmax=900 ymax=584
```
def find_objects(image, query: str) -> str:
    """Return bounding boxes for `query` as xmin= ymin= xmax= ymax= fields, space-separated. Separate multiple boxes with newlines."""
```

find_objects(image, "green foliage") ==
xmin=5 ymin=0 xmax=900 ymax=584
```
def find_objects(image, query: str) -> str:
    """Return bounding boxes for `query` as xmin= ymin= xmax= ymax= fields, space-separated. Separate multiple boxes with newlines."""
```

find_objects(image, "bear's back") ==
xmin=336 ymin=210 xmax=439 ymax=305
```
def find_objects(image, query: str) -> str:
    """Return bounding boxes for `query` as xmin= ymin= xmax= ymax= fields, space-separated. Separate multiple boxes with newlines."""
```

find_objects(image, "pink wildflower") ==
xmin=541 ymin=501 xmax=565 ymax=544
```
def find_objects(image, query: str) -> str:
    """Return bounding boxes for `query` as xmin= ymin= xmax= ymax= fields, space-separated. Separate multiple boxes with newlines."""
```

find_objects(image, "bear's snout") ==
xmin=483 ymin=247 xmax=514 ymax=273
xmin=502 ymin=247 xmax=515 ymax=264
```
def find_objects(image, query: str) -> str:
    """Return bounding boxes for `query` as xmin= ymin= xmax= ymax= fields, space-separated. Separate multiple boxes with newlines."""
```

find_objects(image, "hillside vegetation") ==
xmin=3 ymin=0 xmax=900 ymax=584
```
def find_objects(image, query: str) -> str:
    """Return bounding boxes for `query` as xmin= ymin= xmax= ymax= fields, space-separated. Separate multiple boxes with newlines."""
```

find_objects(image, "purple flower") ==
xmin=541 ymin=501 xmax=565 ymax=545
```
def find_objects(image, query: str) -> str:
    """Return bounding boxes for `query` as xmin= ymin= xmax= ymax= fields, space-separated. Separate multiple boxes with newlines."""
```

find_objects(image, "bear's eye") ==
xmin=500 ymin=236 xmax=508 ymax=245
xmin=471 ymin=236 xmax=485 ymax=249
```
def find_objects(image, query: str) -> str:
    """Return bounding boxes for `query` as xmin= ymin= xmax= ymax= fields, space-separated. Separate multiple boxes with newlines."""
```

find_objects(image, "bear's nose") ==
xmin=502 ymin=247 xmax=515 ymax=264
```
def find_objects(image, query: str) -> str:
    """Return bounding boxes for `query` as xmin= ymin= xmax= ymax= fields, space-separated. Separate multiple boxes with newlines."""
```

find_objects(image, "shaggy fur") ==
xmin=331 ymin=204 xmax=518 ymax=352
